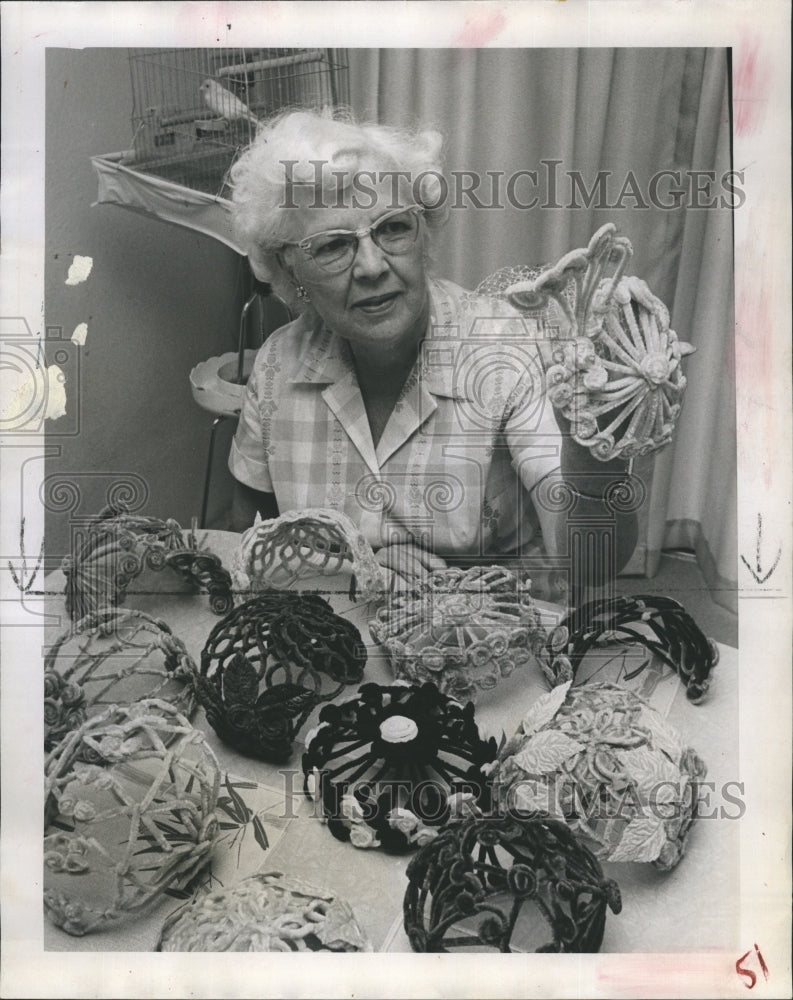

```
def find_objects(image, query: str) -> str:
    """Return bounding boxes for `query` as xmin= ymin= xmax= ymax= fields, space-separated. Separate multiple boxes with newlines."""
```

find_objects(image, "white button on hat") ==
xmin=379 ymin=715 xmax=418 ymax=743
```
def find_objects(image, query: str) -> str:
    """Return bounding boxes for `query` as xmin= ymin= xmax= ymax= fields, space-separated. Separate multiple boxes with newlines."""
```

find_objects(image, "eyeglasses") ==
xmin=285 ymin=206 xmax=425 ymax=274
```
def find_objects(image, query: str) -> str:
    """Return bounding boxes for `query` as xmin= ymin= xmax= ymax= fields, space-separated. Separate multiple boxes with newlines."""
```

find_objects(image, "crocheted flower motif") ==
xmin=44 ymin=608 xmax=198 ymax=747
xmin=490 ymin=681 xmax=707 ymax=871
xmin=44 ymin=700 xmax=220 ymax=936
xmin=157 ymin=871 xmax=372 ymax=952
xmin=404 ymin=812 xmax=621 ymax=952
xmin=232 ymin=507 xmax=385 ymax=603
xmin=541 ymin=594 xmax=718 ymax=704
xmin=302 ymin=682 xmax=498 ymax=853
xmin=44 ymin=669 xmax=87 ymax=752
xmin=61 ymin=504 xmax=231 ymax=620
xmin=478 ymin=224 xmax=695 ymax=462
xmin=196 ymin=652 xmax=317 ymax=763
xmin=44 ymin=831 xmax=92 ymax=873
xmin=163 ymin=547 xmax=234 ymax=616
xmin=369 ymin=566 xmax=546 ymax=702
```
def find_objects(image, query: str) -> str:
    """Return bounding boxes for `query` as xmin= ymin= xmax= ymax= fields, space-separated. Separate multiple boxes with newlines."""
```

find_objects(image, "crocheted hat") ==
xmin=543 ymin=594 xmax=718 ymax=704
xmin=404 ymin=811 xmax=622 ymax=952
xmin=302 ymin=681 xmax=498 ymax=853
xmin=369 ymin=565 xmax=547 ymax=703
xmin=157 ymin=871 xmax=372 ymax=951
xmin=478 ymin=224 xmax=695 ymax=462
xmin=231 ymin=507 xmax=385 ymax=602
xmin=44 ymin=607 xmax=198 ymax=751
xmin=61 ymin=506 xmax=232 ymax=620
xmin=489 ymin=680 xmax=708 ymax=870
xmin=196 ymin=592 xmax=367 ymax=761
xmin=44 ymin=700 xmax=220 ymax=936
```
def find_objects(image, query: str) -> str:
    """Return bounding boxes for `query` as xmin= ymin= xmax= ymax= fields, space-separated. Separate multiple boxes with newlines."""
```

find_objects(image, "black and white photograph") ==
xmin=1 ymin=2 xmax=790 ymax=998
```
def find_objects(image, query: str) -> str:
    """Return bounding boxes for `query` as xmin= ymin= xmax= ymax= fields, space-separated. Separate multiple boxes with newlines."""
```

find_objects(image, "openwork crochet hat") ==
xmin=157 ymin=871 xmax=372 ymax=952
xmin=44 ymin=608 xmax=198 ymax=751
xmin=302 ymin=682 xmax=498 ymax=853
xmin=404 ymin=812 xmax=622 ymax=952
xmin=61 ymin=506 xmax=232 ymax=620
xmin=231 ymin=507 xmax=385 ymax=602
xmin=369 ymin=566 xmax=547 ymax=703
xmin=477 ymin=224 xmax=694 ymax=462
xmin=543 ymin=594 xmax=718 ymax=704
xmin=490 ymin=681 xmax=708 ymax=871
xmin=44 ymin=700 xmax=220 ymax=936
xmin=196 ymin=593 xmax=367 ymax=761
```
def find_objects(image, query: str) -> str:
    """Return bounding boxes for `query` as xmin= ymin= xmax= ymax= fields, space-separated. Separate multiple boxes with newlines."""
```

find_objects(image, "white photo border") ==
xmin=1 ymin=2 xmax=790 ymax=998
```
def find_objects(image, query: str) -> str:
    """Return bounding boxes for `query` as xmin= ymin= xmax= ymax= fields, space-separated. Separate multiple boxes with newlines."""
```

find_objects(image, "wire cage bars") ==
xmin=127 ymin=48 xmax=350 ymax=197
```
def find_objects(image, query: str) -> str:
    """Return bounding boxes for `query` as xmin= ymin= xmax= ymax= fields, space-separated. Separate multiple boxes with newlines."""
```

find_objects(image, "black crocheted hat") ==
xmin=196 ymin=592 xmax=366 ymax=761
xmin=543 ymin=594 xmax=718 ymax=703
xmin=302 ymin=681 xmax=498 ymax=853
xmin=404 ymin=811 xmax=622 ymax=953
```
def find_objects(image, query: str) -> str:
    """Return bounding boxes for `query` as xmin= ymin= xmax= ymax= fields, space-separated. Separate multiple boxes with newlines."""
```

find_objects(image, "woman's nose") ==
xmin=351 ymin=232 xmax=389 ymax=279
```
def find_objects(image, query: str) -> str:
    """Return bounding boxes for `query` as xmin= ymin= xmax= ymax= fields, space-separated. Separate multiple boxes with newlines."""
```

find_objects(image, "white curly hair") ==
xmin=229 ymin=107 xmax=449 ymax=308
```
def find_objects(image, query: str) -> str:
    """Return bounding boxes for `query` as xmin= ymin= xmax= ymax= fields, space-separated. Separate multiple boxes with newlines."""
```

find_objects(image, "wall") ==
xmin=45 ymin=48 xmax=244 ymax=559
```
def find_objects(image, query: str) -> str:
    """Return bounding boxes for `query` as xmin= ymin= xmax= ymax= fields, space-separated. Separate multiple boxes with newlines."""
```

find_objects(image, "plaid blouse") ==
xmin=229 ymin=277 xmax=563 ymax=558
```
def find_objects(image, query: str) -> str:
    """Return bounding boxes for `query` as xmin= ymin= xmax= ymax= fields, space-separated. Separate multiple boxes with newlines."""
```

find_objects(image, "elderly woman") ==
xmin=228 ymin=109 xmax=636 ymax=598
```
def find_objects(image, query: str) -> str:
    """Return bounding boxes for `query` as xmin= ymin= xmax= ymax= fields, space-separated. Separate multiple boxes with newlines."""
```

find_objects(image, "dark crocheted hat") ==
xmin=543 ymin=594 xmax=718 ymax=703
xmin=196 ymin=592 xmax=367 ymax=761
xmin=302 ymin=681 xmax=498 ymax=852
xmin=404 ymin=811 xmax=622 ymax=952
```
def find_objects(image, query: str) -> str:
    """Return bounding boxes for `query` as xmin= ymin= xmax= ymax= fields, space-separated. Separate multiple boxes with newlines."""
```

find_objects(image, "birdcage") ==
xmin=127 ymin=48 xmax=349 ymax=198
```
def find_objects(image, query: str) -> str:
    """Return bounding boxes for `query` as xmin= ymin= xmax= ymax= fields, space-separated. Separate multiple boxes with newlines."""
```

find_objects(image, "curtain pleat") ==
xmin=348 ymin=48 xmax=736 ymax=608
xmin=649 ymin=50 xmax=737 ymax=610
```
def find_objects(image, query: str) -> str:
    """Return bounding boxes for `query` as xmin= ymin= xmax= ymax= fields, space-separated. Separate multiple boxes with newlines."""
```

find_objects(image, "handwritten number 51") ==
xmin=736 ymin=944 xmax=769 ymax=989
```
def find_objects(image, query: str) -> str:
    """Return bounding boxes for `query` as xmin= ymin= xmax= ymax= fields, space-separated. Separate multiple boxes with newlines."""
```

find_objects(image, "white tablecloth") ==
xmin=43 ymin=531 xmax=739 ymax=954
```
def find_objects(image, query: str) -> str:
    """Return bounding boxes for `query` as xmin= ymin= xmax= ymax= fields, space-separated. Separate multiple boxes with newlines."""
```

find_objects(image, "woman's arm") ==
xmin=523 ymin=308 xmax=639 ymax=602
xmin=230 ymin=481 xmax=279 ymax=531
xmin=534 ymin=435 xmax=639 ymax=603
xmin=559 ymin=437 xmax=637 ymax=564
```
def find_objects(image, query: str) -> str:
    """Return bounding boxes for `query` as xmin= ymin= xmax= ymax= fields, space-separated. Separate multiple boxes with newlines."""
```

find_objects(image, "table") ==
xmin=43 ymin=531 xmax=739 ymax=954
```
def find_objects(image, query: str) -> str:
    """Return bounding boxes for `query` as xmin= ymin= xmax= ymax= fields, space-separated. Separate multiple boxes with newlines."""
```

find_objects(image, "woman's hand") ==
xmin=375 ymin=541 xmax=447 ymax=591
xmin=533 ymin=329 xmax=630 ymax=482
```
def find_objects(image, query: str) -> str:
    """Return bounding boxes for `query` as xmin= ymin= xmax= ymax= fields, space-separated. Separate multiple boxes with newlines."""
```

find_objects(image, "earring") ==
xmin=295 ymin=284 xmax=309 ymax=301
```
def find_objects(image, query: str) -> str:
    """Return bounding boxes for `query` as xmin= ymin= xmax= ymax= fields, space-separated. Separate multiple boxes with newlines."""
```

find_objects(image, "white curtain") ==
xmin=348 ymin=48 xmax=736 ymax=611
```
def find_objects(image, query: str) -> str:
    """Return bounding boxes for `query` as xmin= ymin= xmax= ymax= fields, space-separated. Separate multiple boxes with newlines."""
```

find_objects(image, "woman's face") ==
xmin=282 ymin=176 xmax=430 ymax=357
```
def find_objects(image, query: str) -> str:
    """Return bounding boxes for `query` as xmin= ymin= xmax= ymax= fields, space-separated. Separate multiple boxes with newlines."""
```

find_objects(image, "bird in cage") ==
xmin=199 ymin=78 xmax=260 ymax=128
